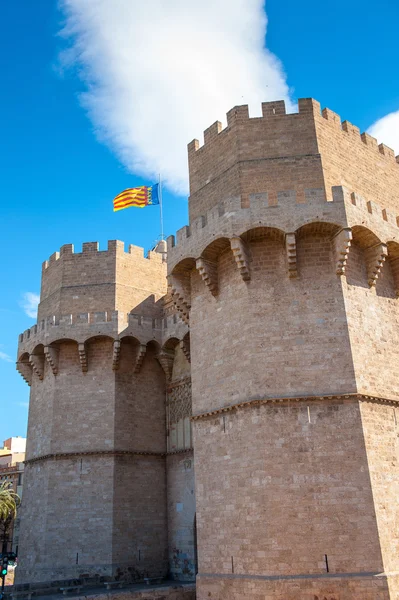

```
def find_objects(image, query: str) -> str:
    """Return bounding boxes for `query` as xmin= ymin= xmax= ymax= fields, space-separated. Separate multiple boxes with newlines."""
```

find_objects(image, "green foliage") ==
xmin=0 ymin=482 xmax=20 ymax=523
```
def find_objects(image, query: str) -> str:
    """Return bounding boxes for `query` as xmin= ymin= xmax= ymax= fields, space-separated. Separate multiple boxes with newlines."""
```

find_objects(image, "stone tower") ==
xmin=16 ymin=240 xmax=196 ymax=585
xmin=16 ymin=98 xmax=399 ymax=599
xmin=168 ymin=99 xmax=399 ymax=599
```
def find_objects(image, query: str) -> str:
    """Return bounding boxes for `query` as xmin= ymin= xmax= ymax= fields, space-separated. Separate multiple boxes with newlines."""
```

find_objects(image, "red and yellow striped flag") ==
xmin=113 ymin=184 xmax=159 ymax=212
xmin=113 ymin=186 xmax=148 ymax=211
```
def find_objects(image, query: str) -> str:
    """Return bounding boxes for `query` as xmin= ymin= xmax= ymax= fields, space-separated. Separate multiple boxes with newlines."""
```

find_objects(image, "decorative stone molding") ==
xmin=78 ymin=343 xmax=88 ymax=373
xmin=191 ymin=393 xmax=399 ymax=421
xmin=167 ymin=380 xmax=192 ymax=423
xmin=333 ymin=227 xmax=352 ymax=275
xmin=24 ymin=449 xmax=166 ymax=465
xmin=285 ymin=233 xmax=298 ymax=278
xmin=133 ymin=344 xmax=147 ymax=374
xmin=112 ymin=340 xmax=121 ymax=371
xmin=230 ymin=237 xmax=251 ymax=281
xmin=44 ymin=345 xmax=59 ymax=375
xmin=24 ymin=447 xmax=194 ymax=465
xmin=29 ymin=354 xmax=44 ymax=380
xmin=365 ymin=242 xmax=388 ymax=286
xmin=196 ymin=257 xmax=218 ymax=295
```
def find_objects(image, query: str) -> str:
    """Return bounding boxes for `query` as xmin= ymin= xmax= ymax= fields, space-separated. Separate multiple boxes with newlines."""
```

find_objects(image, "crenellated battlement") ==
xmin=166 ymin=184 xmax=399 ymax=326
xmin=189 ymin=98 xmax=399 ymax=166
xmin=167 ymin=185 xmax=399 ymax=276
xmin=39 ymin=239 xmax=167 ymax=322
xmin=16 ymin=309 xmax=188 ymax=385
xmin=17 ymin=310 xmax=187 ymax=351
xmin=42 ymin=239 xmax=164 ymax=270
xmin=187 ymin=98 xmax=399 ymax=223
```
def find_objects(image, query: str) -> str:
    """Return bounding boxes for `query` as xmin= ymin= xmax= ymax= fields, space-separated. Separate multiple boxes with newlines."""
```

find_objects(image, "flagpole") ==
xmin=158 ymin=173 xmax=164 ymax=240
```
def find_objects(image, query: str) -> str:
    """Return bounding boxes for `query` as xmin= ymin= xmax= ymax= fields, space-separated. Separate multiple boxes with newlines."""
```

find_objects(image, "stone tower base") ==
xmin=197 ymin=573 xmax=399 ymax=600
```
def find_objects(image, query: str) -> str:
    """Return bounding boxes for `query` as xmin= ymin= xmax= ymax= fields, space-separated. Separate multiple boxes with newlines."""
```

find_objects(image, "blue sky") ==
xmin=1 ymin=0 xmax=398 ymax=442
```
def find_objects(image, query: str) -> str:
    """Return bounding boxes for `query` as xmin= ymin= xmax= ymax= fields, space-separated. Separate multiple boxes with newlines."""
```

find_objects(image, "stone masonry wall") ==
xmin=193 ymin=399 xmax=386 ymax=598
xmin=114 ymin=343 xmax=166 ymax=453
xmin=360 ymin=402 xmax=399 ymax=577
xmin=52 ymin=583 xmax=196 ymax=600
xmin=115 ymin=243 xmax=167 ymax=316
xmin=166 ymin=454 xmax=196 ymax=582
xmin=17 ymin=97 xmax=399 ymax=597
xmin=187 ymin=99 xmax=325 ymax=222
xmin=196 ymin=573 xmax=393 ymax=600
xmin=343 ymin=243 xmax=399 ymax=400
xmin=189 ymin=232 xmax=356 ymax=415
xmin=166 ymin=336 xmax=196 ymax=581
xmin=187 ymin=98 xmax=399 ymax=224
xmin=16 ymin=242 xmax=170 ymax=586
xmin=112 ymin=456 xmax=168 ymax=581
xmin=39 ymin=241 xmax=167 ymax=321
xmin=17 ymin=455 xmax=114 ymax=584
xmin=179 ymin=99 xmax=399 ymax=600
xmin=313 ymin=101 xmax=399 ymax=210
xmin=51 ymin=337 xmax=116 ymax=454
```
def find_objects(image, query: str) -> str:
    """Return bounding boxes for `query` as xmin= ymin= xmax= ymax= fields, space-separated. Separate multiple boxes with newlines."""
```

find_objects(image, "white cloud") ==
xmin=20 ymin=292 xmax=40 ymax=319
xmin=59 ymin=0 xmax=293 ymax=194
xmin=0 ymin=351 xmax=12 ymax=363
xmin=368 ymin=110 xmax=399 ymax=156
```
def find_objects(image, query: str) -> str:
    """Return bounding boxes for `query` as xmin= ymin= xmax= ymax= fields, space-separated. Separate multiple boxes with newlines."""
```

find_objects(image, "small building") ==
xmin=0 ymin=437 xmax=26 ymax=553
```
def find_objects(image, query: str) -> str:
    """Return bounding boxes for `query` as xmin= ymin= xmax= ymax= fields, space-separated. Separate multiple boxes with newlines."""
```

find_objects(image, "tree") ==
xmin=0 ymin=482 xmax=20 ymax=554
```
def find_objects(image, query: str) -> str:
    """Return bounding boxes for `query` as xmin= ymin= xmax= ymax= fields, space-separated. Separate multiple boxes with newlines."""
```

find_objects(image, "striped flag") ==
xmin=113 ymin=184 xmax=160 ymax=212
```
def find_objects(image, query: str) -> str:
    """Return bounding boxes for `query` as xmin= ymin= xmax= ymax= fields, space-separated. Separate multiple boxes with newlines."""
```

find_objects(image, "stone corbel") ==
xmin=390 ymin=256 xmax=399 ymax=298
xmin=16 ymin=361 xmax=32 ymax=386
xmin=78 ymin=343 xmax=88 ymax=373
xmin=196 ymin=258 xmax=218 ymax=296
xmin=230 ymin=237 xmax=251 ymax=282
xmin=171 ymin=288 xmax=190 ymax=324
xmin=157 ymin=351 xmax=174 ymax=381
xmin=133 ymin=344 xmax=147 ymax=374
xmin=180 ymin=337 xmax=191 ymax=363
xmin=333 ymin=227 xmax=352 ymax=275
xmin=44 ymin=345 xmax=59 ymax=375
xmin=170 ymin=276 xmax=191 ymax=324
xmin=29 ymin=354 xmax=44 ymax=380
xmin=285 ymin=233 xmax=298 ymax=278
xmin=365 ymin=243 xmax=388 ymax=287
xmin=112 ymin=340 xmax=121 ymax=371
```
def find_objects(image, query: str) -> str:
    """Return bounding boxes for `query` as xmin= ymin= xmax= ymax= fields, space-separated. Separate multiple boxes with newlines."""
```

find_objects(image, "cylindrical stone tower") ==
xmin=168 ymin=99 xmax=399 ymax=599
xmin=16 ymin=240 xmax=172 ymax=585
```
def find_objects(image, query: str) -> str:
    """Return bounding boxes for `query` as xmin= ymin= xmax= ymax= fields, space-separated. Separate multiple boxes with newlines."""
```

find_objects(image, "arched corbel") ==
xmin=181 ymin=337 xmax=191 ymax=363
xmin=170 ymin=275 xmax=191 ymax=324
xmin=389 ymin=254 xmax=399 ymax=297
xmin=44 ymin=345 xmax=59 ymax=375
xmin=333 ymin=227 xmax=352 ymax=275
xmin=29 ymin=354 xmax=44 ymax=380
xmin=365 ymin=243 xmax=388 ymax=287
xmin=133 ymin=344 xmax=147 ymax=374
xmin=157 ymin=351 xmax=174 ymax=381
xmin=16 ymin=361 xmax=32 ymax=386
xmin=78 ymin=343 xmax=88 ymax=373
xmin=285 ymin=233 xmax=298 ymax=278
xmin=230 ymin=237 xmax=251 ymax=281
xmin=196 ymin=258 xmax=218 ymax=295
xmin=112 ymin=340 xmax=121 ymax=371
